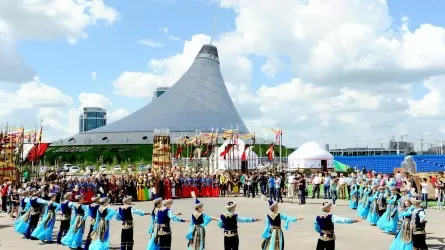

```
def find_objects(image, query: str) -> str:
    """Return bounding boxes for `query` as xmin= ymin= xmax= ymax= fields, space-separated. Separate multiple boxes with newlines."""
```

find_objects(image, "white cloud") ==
xmin=91 ymin=72 xmax=97 ymax=80
xmin=137 ymin=39 xmax=165 ymax=47
xmin=160 ymin=27 xmax=180 ymax=41
xmin=112 ymin=0 xmax=445 ymax=148
xmin=0 ymin=0 xmax=118 ymax=83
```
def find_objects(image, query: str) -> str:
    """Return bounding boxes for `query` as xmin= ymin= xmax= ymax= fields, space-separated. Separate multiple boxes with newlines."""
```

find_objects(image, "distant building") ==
xmin=329 ymin=147 xmax=404 ymax=156
xmin=79 ymin=107 xmax=107 ymax=133
xmin=388 ymin=140 xmax=415 ymax=154
xmin=152 ymin=87 xmax=170 ymax=100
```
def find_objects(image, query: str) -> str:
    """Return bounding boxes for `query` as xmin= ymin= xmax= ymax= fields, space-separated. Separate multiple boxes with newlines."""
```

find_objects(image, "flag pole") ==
xmin=279 ymin=125 xmax=282 ymax=172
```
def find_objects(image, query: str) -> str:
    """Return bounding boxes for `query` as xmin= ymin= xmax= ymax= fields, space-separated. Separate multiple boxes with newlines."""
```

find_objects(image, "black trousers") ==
xmin=1 ymin=196 xmax=7 ymax=212
xmin=224 ymin=235 xmax=239 ymax=250
xmin=378 ymin=209 xmax=386 ymax=217
xmin=57 ymin=219 xmax=71 ymax=244
xmin=158 ymin=234 xmax=172 ymax=250
xmin=316 ymin=239 xmax=335 ymax=250
xmin=312 ymin=184 xmax=320 ymax=199
xmin=121 ymin=228 xmax=134 ymax=250
xmin=412 ymin=234 xmax=428 ymax=249
xmin=26 ymin=214 xmax=40 ymax=239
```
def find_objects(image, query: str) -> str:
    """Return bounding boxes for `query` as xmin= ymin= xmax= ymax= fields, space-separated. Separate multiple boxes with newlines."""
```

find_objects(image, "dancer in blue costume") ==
xmin=14 ymin=189 xmax=31 ymax=234
xmin=154 ymin=199 xmax=189 ymax=250
xmin=57 ymin=192 xmax=75 ymax=244
xmin=84 ymin=194 xmax=101 ymax=250
xmin=116 ymin=196 xmax=149 ymax=250
xmin=349 ymin=180 xmax=360 ymax=209
xmin=31 ymin=193 xmax=60 ymax=242
xmin=24 ymin=189 xmax=45 ymax=240
xmin=355 ymin=182 xmax=366 ymax=215
xmin=186 ymin=192 xmax=219 ymax=250
xmin=61 ymin=194 xmax=89 ymax=249
xmin=358 ymin=183 xmax=372 ymax=219
xmin=261 ymin=196 xmax=302 ymax=250
xmin=398 ymin=188 xmax=411 ymax=208
xmin=314 ymin=201 xmax=361 ymax=250
xmin=377 ymin=186 xmax=400 ymax=234
xmin=218 ymin=201 xmax=260 ymax=250
xmin=366 ymin=185 xmax=382 ymax=226
xmin=389 ymin=197 xmax=414 ymax=250
xmin=147 ymin=189 xmax=163 ymax=250
xmin=410 ymin=197 xmax=428 ymax=250
xmin=89 ymin=197 xmax=117 ymax=250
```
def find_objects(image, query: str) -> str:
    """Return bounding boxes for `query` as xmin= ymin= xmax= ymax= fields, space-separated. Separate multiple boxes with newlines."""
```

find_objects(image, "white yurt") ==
xmin=288 ymin=141 xmax=334 ymax=170
xmin=210 ymin=138 xmax=259 ymax=171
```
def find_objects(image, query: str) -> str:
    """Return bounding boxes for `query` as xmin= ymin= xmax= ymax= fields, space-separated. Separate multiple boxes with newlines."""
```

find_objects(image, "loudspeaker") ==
xmin=241 ymin=161 xmax=248 ymax=173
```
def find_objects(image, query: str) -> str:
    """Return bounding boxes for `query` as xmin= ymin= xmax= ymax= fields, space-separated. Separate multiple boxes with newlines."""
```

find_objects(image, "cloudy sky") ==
xmin=1 ymin=0 xmax=445 ymax=150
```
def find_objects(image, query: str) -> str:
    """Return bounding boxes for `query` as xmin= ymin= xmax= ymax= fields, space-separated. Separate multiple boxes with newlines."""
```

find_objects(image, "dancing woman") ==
xmin=367 ymin=185 xmax=383 ymax=226
xmin=358 ymin=183 xmax=373 ymax=219
xmin=24 ymin=189 xmax=44 ymax=240
xmin=61 ymin=194 xmax=88 ymax=249
xmin=84 ymin=194 xmax=101 ymax=250
xmin=31 ymin=193 xmax=60 ymax=243
xmin=116 ymin=196 xmax=149 ymax=250
xmin=376 ymin=186 xmax=400 ymax=234
xmin=261 ymin=197 xmax=302 ymax=250
xmin=389 ymin=197 xmax=414 ymax=250
xmin=147 ymin=189 xmax=163 ymax=250
xmin=218 ymin=201 xmax=260 ymax=250
xmin=186 ymin=192 xmax=219 ymax=250
xmin=348 ymin=181 xmax=360 ymax=209
xmin=155 ymin=199 xmax=189 ymax=250
xmin=89 ymin=197 xmax=117 ymax=250
xmin=57 ymin=192 xmax=75 ymax=244
xmin=14 ymin=189 xmax=31 ymax=234
xmin=18 ymin=189 xmax=31 ymax=216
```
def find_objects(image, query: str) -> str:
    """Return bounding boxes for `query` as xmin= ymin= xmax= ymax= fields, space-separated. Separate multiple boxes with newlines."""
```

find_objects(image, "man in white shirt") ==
xmin=312 ymin=174 xmax=322 ymax=199
xmin=338 ymin=174 xmax=346 ymax=199
xmin=287 ymin=173 xmax=296 ymax=198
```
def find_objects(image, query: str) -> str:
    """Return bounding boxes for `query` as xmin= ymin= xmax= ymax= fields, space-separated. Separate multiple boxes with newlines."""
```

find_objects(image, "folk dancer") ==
xmin=186 ymin=192 xmax=219 ymax=250
xmin=366 ymin=184 xmax=380 ymax=225
xmin=314 ymin=202 xmax=361 ymax=250
xmin=349 ymin=180 xmax=360 ymax=209
xmin=147 ymin=189 xmax=163 ymax=250
xmin=377 ymin=186 xmax=400 ymax=234
xmin=155 ymin=198 xmax=189 ymax=250
xmin=31 ymin=193 xmax=60 ymax=243
xmin=25 ymin=189 xmax=44 ymax=240
xmin=261 ymin=196 xmax=302 ymax=250
xmin=14 ymin=189 xmax=31 ymax=234
xmin=84 ymin=194 xmax=101 ymax=250
xmin=358 ymin=182 xmax=372 ymax=218
xmin=61 ymin=194 xmax=89 ymax=249
xmin=89 ymin=197 xmax=117 ymax=250
xmin=411 ymin=196 xmax=428 ymax=250
xmin=116 ymin=196 xmax=149 ymax=250
xmin=377 ymin=186 xmax=388 ymax=217
xmin=389 ymin=197 xmax=414 ymax=250
xmin=57 ymin=192 xmax=74 ymax=244
xmin=218 ymin=201 xmax=260 ymax=250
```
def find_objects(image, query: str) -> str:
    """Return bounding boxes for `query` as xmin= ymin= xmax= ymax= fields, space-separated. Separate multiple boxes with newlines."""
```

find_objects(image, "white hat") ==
xmin=64 ymin=192 xmax=73 ymax=200
xmin=75 ymin=194 xmax=84 ymax=200
xmin=91 ymin=194 xmax=101 ymax=202
xmin=99 ymin=197 xmax=110 ymax=204
xmin=410 ymin=194 xmax=422 ymax=205
xmin=226 ymin=201 xmax=236 ymax=210
xmin=163 ymin=199 xmax=173 ymax=205
xmin=321 ymin=202 xmax=333 ymax=212
xmin=48 ymin=193 xmax=57 ymax=198
xmin=123 ymin=196 xmax=132 ymax=204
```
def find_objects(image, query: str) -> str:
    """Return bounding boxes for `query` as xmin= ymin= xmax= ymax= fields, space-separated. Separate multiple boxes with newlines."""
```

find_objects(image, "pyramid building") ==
xmin=52 ymin=44 xmax=249 ymax=146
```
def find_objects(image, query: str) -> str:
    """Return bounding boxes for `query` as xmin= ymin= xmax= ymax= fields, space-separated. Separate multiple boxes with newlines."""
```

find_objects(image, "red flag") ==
xmin=220 ymin=144 xmax=235 ymax=159
xmin=26 ymin=143 xmax=51 ymax=162
xmin=174 ymin=146 xmax=183 ymax=159
xmin=266 ymin=144 xmax=275 ymax=161
xmin=241 ymin=144 xmax=250 ymax=161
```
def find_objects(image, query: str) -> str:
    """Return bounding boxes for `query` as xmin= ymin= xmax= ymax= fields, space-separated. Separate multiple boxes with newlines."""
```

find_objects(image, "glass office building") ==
xmin=152 ymin=87 xmax=170 ymax=100
xmin=79 ymin=107 xmax=107 ymax=132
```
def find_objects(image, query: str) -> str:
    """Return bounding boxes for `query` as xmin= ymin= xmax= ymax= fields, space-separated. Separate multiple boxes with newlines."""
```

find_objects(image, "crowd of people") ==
xmin=1 ymin=168 xmax=442 ymax=250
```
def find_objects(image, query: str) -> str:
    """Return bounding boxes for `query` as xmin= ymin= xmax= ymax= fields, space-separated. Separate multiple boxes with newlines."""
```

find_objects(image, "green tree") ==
xmin=112 ymin=156 xmax=118 ymax=165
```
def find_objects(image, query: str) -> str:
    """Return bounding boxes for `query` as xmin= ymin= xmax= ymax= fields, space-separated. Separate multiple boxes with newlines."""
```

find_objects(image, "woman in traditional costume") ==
xmin=171 ymin=177 xmax=176 ymax=198
xmin=144 ymin=175 xmax=150 ymax=201
xmin=138 ymin=176 xmax=145 ymax=201
xmin=358 ymin=183 xmax=373 ymax=219
xmin=218 ymin=201 xmax=260 ymax=250
xmin=89 ymin=197 xmax=117 ymax=250
xmin=57 ymin=192 xmax=74 ymax=244
xmin=147 ymin=190 xmax=163 ymax=250
xmin=410 ymin=196 xmax=428 ymax=250
xmin=155 ymin=198 xmax=189 ymax=250
xmin=31 ymin=193 xmax=60 ymax=242
xmin=355 ymin=182 xmax=367 ymax=216
xmin=348 ymin=180 xmax=359 ymax=209
xmin=61 ymin=194 xmax=88 ymax=249
xmin=261 ymin=196 xmax=301 ymax=250
xmin=366 ymin=185 xmax=382 ymax=226
xmin=84 ymin=194 xmax=101 ymax=250
xmin=14 ymin=189 xmax=31 ymax=234
xmin=377 ymin=186 xmax=400 ymax=234
xmin=116 ymin=196 xmax=148 ymax=250
xmin=389 ymin=197 xmax=414 ymax=250
xmin=25 ymin=189 xmax=44 ymax=240
xmin=186 ymin=192 xmax=218 ymax=250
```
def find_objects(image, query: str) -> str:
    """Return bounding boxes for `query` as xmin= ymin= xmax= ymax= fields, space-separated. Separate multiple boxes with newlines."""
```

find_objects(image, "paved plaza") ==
xmin=0 ymin=197 xmax=444 ymax=249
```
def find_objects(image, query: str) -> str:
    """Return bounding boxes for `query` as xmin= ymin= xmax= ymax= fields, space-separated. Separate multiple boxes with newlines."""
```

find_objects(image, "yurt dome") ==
xmin=288 ymin=141 xmax=334 ymax=170
xmin=210 ymin=138 xmax=259 ymax=171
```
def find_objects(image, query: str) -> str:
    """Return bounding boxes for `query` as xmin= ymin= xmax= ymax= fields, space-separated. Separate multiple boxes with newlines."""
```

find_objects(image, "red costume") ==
xmin=163 ymin=178 xmax=172 ymax=200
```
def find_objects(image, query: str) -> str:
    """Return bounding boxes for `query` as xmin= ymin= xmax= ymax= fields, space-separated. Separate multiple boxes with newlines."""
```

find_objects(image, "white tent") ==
xmin=288 ymin=141 xmax=334 ymax=170
xmin=209 ymin=138 xmax=259 ymax=171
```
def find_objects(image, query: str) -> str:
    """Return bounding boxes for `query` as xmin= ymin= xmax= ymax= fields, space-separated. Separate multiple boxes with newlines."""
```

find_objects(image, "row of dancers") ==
xmin=12 ymin=186 xmax=364 ymax=250
xmin=348 ymin=181 xmax=428 ymax=250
